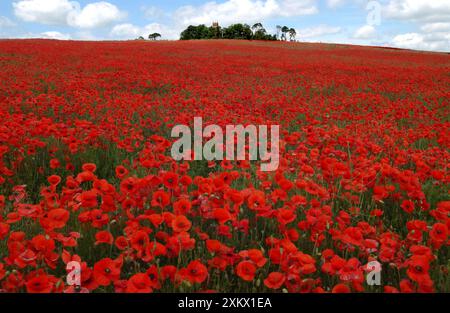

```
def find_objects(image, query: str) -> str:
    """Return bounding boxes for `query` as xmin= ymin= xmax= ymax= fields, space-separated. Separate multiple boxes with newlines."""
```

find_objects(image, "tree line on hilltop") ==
xmin=179 ymin=23 xmax=297 ymax=41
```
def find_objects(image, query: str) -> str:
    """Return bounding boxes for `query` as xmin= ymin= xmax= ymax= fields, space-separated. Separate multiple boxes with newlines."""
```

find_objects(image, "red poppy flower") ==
xmin=76 ymin=171 xmax=95 ymax=183
xmin=130 ymin=230 xmax=149 ymax=254
xmin=26 ymin=274 xmax=54 ymax=293
xmin=115 ymin=236 xmax=129 ymax=250
xmin=277 ymin=207 xmax=296 ymax=225
xmin=406 ymin=255 xmax=430 ymax=284
xmin=239 ymin=249 xmax=267 ymax=268
xmin=115 ymin=165 xmax=129 ymax=179
xmin=151 ymin=190 xmax=170 ymax=207
xmin=264 ymin=272 xmax=285 ymax=289
xmin=173 ymin=199 xmax=192 ymax=215
xmin=213 ymin=208 xmax=232 ymax=224
xmin=82 ymin=163 xmax=97 ymax=173
xmin=46 ymin=208 xmax=70 ymax=229
xmin=95 ymin=231 xmax=114 ymax=245
xmin=146 ymin=265 xmax=161 ymax=289
xmin=161 ymin=265 xmax=177 ymax=282
xmin=80 ymin=190 xmax=98 ymax=208
xmin=429 ymin=223 xmax=448 ymax=246
xmin=172 ymin=215 xmax=192 ymax=233
xmin=236 ymin=261 xmax=256 ymax=281
xmin=87 ymin=209 xmax=109 ymax=228
xmin=0 ymin=222 xmax=10 ymax=240
xmin=247 ymin=190 xmax=265 ymax=209
xmin=401 ymin=200 xmax=415 ymax=214
xmin=147 ymin=214 xmax=163 ymax=227
xmin=184 ymin=260 xmax=208 ymax=284
xmin=206 ymin=239 xmax=223 ymax=253
xmin=332 ymin=283 xmax=351 ymax=293
xmin=162 ymin=171 xmax=179 ymax=189
xmin=126 ymin=273 xmax=153 ymax=293
xmin=47 ymin=175 xmax=61 ymax=186
xmin=120 ymin=177 xmax=138 ymax=194
xmin=93 ymin=257 xmax=122 ymax=286
xmin=49 ymin=159 xmax=60 ymax=169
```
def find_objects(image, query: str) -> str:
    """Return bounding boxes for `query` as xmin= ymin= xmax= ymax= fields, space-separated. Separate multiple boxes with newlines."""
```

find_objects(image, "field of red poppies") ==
xmin=0 ymin=39 xmax=448 ymax=293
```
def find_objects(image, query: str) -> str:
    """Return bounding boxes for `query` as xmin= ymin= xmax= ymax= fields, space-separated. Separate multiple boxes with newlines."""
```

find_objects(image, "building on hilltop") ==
xmin=211 ymin=21 xmax=223 ymax=38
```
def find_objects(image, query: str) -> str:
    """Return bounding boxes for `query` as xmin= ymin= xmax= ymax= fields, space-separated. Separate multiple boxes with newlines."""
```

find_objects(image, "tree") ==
xmin=252 ymin=23 xmax=263 ymax=34
xmin=254 ymin=28 xmax=268 ymax=40
xmin=281 ymin=26 xmax=289 ymax=41
xmin=276 ymin=25 xmax=282 ymax=40
xmin=209 ymin=24 xmax=222 ymax=39
xmin=180 ymin=25 xmax=211 ymax=40
xmin=148 ymin=33 xmax=161 ymax=40
xmin=223 ymin=24 xmax=252 ymax=40
xmin=288 ymin=28 xmax=296 ymax=41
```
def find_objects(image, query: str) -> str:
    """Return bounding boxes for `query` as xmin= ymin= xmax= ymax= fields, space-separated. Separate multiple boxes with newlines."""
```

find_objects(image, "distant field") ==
xmin=0 ymin=39 xmax=448 ymax=293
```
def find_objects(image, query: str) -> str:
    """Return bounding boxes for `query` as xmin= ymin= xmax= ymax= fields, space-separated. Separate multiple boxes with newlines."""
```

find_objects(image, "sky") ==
xmin=0 ymin=0 xmax=449 ymax=52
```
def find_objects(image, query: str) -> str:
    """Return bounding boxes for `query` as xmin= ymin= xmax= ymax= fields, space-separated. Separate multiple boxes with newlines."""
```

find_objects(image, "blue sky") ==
xmin=0 ymin=0 xmax=449 ymax=51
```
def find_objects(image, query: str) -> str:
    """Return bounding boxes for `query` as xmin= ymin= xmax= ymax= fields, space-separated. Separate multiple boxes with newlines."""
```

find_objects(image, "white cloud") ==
xmin=420 ymin=22 xmax=450 ymax=33
xmin=110 ymin=23 xmax=179 ymax=40
xmin=110 ymin=23 xmax=141 ymax=38
xmin=383 ymin=0 xmax=450 ymax=23
xmin=353 ymin=25 xmax=376 ymax=39
xmin=381 ymin=1 xmax=450 ymax=52
xmin=300 ymin=24 xmax=341 ymax=39
xmin=327 ymin=0 xmax=346 ymax=9
xmin=391 ymin=32 xmax=450 ymax=52
xmin=13 ymin=0 xmax=77 ymax=25
xmin=67 ymin=2 xmax=126 ymax=28
xmin=40 ymin=30 xmax=71 ymax=40
xmin=144 ymin=23 xmax=180 ymax=39
xmin=280 ymin=0 xmax=317 ymax=14
xmin=13 ymin=0 xmax=125 ymax=29
xmin=14 ymin=30 xmax=72 ymax=40
xmin=0 ymin=16 xmax=17 ymax=28
xmin=173 ymin=0 xmax=318 ymax=26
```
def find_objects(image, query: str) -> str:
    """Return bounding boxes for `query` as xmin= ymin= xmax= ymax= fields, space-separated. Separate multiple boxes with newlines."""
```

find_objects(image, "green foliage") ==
xmin=148 ymin=33 xmax=162 ymax=40
xmin=223 ymin=23 xmax=253 ymax=40
xmin=180 ymin=24 xmax=213 ymax=40
xmin=180 ymin=22 xmax=278 ymax=41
